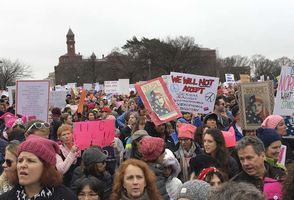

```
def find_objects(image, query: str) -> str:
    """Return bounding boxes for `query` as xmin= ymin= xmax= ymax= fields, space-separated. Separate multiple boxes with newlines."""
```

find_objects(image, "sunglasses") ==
xmin=26 ymin=122 xmax=50 ymax=133
xmin=4 ymin=159 xmax=14 ymax=167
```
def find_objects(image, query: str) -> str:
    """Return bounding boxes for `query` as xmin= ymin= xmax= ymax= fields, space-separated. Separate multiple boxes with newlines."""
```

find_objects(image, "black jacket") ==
xmin=231 ymin=161 xmax=285 ymax=191
xmin=148 ymin=163 xmax=169 ymax=200
xmin=0 ymin=185 xmax=77 ymax=200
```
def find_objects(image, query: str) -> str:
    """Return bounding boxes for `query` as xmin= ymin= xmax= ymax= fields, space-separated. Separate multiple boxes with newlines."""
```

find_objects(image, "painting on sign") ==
xmin=135 ymin=77 xmax=181 ymax=125
xmin=238 ymin=81 xmax=274 ymax=130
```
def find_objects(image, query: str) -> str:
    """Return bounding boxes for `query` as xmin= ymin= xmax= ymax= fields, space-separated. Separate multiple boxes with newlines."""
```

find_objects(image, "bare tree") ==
xmin=0 ymin=58 xmax=32 ymax=89
xmin=222 ymin=55 xmax=250 ymax=68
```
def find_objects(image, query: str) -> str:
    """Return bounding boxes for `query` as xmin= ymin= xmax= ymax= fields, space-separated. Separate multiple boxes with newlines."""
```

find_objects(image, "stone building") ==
xmin=54 ymin=29 xmax=243 ymax=85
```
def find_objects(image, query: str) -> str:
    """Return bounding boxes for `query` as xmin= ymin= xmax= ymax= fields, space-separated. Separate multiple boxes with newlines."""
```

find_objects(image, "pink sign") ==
xmin=73 ymin=120 xmax=115 ymax=150
xmin=222 ymin=127 xmax=236 ymax=148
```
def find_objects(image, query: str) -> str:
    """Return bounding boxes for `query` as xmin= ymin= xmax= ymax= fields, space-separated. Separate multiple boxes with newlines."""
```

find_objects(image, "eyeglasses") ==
xmin=78 ymin=193 xmax=99 ymax=199
xmin=26 ymin=122 xmax=50 ymax=133
xmin=4 ymin=159 xmax=14 ymax=167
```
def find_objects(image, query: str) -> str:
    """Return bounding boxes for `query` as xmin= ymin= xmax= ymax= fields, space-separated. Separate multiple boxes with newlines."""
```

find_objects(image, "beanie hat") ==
xmin=203 ymin=113 xmax=218 ymax=124
xmin=131 ymin=129 xmax=150 ymax=141
xmin=256 ymin=128 xmax=281 ymax=148
xmin=178 ymin=123 xmax=196 ymax=140
xmin=139 ymin=137 xmax=165 ymax=162
xmin=177 ymin=180 xmax=211 ymax=200
xmin=189 ymin=155 xmax=220 ymax=176
xmin=17 ymin=135 xmax=59 ymax=165
xmin=101 ymin=106 xmax=112 ymax=113
xmin=261 ymin=115 xmax=283 ymax=129
xmin=82 ymin=146 xmax=107 ymax=166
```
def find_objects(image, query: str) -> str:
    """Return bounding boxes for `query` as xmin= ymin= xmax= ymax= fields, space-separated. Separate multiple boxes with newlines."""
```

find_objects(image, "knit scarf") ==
xmin=121 ymin=190 xmax=150 ymax=200
xmin=178 ymin=143 xmax=197 ymax=182
xmin=16 ymin=186 xmax=53 ymax=200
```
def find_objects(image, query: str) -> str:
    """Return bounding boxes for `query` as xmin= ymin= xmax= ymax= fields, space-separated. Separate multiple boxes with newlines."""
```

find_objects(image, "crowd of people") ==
xmin=0 ymin=83 xmax=293 ymax=200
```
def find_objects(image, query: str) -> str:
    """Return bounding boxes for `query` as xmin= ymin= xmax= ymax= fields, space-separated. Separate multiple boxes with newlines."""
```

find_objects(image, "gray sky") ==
xmin=1 ymin=0 xmax=294 ymax=79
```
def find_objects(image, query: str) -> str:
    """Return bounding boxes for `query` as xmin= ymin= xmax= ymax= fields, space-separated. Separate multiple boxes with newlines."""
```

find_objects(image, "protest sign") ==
xmin=73 ymin=120 xmax=115 ymax=150
xmin=225 ymin=73 xmax=235 ymax=83
xmin=167 ymin=72 xmax=219 ymax=114
xmin=222 ymin=127 xmax=236 ymax=147
xmin=77 ymin=89 xmax=87 ymax=113
xmin=16 ymin=80 xmax=50 ymax=122
xmin=273 ymin=66 xmax=294 ymax=116
xmin=135 ymin=77 xmax=181 ymax=125
xmin=7 ymin=85 xmax=16 ymax=106
xmin=49 ymin=91 xmax=67 ymax=109
xmin=83 ymin=83 xmax=93 ymax=91
xmin=277 ymin=145 xmax=287 ymax=166
xmin=237 ymin=81 xmax=274 ymax=130
xmin=94 ymin=83 xmax=100 ymax=91
xmin=240 ymin=74 xmax=250 ymax=83
xmin=118 ymin=79 xmax=129 ymax=95
xmin=104 ymin=81 xmax=118 ymax=94
xmin=54 ymin=85 xmax=65 ymax=91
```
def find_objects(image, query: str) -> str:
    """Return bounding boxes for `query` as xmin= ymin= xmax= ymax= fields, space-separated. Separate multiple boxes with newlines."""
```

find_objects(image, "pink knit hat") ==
xmin=261 ymin=115 xmax=283 ymax=129
xmin=178 ymin=123 xmax=196 ymax=139
xmin=17 ymin=135 xmax=60 ymax=165
xmin=139 ymin=137 xmax=165 ymax=162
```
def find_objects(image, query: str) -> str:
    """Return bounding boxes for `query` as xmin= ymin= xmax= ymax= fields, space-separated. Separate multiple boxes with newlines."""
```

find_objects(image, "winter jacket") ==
xmin=148 ymin=163 xmax=169 ymax=200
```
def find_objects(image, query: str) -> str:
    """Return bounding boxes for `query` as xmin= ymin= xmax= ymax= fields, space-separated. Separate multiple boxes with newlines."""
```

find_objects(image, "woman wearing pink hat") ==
xmin=0 ymin=135 xmax=76 ymax=199
xmin=261 ymin=115 xmax=294 ymax=163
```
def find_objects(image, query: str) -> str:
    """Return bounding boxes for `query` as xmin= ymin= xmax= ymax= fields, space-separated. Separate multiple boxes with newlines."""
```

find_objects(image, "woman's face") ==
xmin=155 ymin=95 xmax=165 ymax=107
xmin=17 ymin=152 xmax=44 ymax=187
xmin=209 ymin=174 xmax=222 ymax=188
xmin=276 ymin=120 xmax=287 ymax=136
xmin=206 ymin=119 xmax=217 ymax=128
xmin=78 ymin=184 xmax=100 ymax=200
xmin=128 ymin=114 xmax=137 ymax=126
xmin=123 ymin=165 xmax=146 ymax=199
xmin=162 ymin=166 xmax=173 ymax=178
xmin=254 ymin=101 xmax=263 ymax=114
xmin=203 ymin=134 xmax=217 ymax=156
xmin=95 ymin=162 xmax=106 ymax=173
xmin=66 ymin=115 xmax=73 ymax=125
xmin=60 ymin=130 xmax=73 ymax=145
xmin=2 ymin=149 xmax=17 ymax=183
xmin=266 ymin=140 xmax=282 ymax=160
xmin=88 ymin=113 xmax=96 ymax=121
xmin=180 ymin=138 xmax=192 ymax=152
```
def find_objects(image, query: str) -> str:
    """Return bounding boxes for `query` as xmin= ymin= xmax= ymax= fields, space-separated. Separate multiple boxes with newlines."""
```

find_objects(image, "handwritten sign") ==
xmin=225 ymin=73 xmax=235 ymax=83
xmin=49 ymin=91 xmax=67 ymax=109
xmin=167 ymin=72 xmax=219 ymax=114
xmin=118 ymin=79 xmax=129 ymax=95
xmin=83 ymin=83 xmax=93 ymax=91
xmin=274 ymin=66 xmax=294 ymax=116
xmin=104 ymin=81 xmax=118 ymax=94
xmin=73 ymin=120 xmax=115 ymax=150
xmin=16 ymin=80 xmax=50 ymax=122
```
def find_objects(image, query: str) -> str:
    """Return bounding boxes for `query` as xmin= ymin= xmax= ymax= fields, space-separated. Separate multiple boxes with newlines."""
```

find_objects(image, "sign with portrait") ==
xmin=273 ymin=66 xmax=294 ymax=116
xmin=167 ymin=72 xmax=219 ymax=114
xmin=237 ymin=81 xmax=274 ymax=130
xmin=135 ymin=77 xmax=181 ymax=125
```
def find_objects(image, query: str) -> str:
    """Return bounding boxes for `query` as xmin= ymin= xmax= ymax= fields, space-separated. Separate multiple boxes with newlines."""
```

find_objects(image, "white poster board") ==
xmin=94 ymin=83 xmax=100 ymax=91
xmin=274 ymin=66 xmax=294 ymax=116
xmin=167 ymin=72 xmax=219 ymax=114
xmin=118 ymin=79 xmax=129 ymax=95
xmin=104 ymin=81 xmax=118 ymax=94
xmin=49 ymin=91 xmax=67 ymax=109
xmin=83 ymin=83 xmax=93 ymax=91
xmin=16 ymin=80 xmax=50 ymax=122
xmin=225 ymin=73 xmax=235 ymax=83
xmin=7 ymin=86 xmax=16 ymax=106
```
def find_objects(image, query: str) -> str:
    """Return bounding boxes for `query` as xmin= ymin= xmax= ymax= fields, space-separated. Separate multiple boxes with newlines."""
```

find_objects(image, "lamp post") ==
xmin=147 ymin=58 xmax=151 ymax=80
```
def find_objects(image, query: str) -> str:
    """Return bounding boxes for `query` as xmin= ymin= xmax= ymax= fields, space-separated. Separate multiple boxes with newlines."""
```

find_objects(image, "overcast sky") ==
xmin=1 ymin=0 xmax=293 ymax=79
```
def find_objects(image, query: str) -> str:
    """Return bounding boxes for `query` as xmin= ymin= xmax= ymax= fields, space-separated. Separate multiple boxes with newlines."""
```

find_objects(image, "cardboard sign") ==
xmin=118 ymin=79 xmax=130 ymax=95
xmin=135 ymin=77 xmax=181 ymax=125
xmin=167 ymin=72 xmax=219 ymax=114
xmin=73 ymin=120 xmax=115 ymax=150
xmin=16 ymin=80 xmax=50 ymax=122
xmin=49 ymin=91 xmax=67 ymax=109
xmin=240 ymin=74 xmax=250 ymax=83
xmin=104 ymin=81 xmax=118 ymax=94
xmin=225 ymin=73 xmax=235 ymax=83
xmin=273 ymin=66 xmax=294 ymax=116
